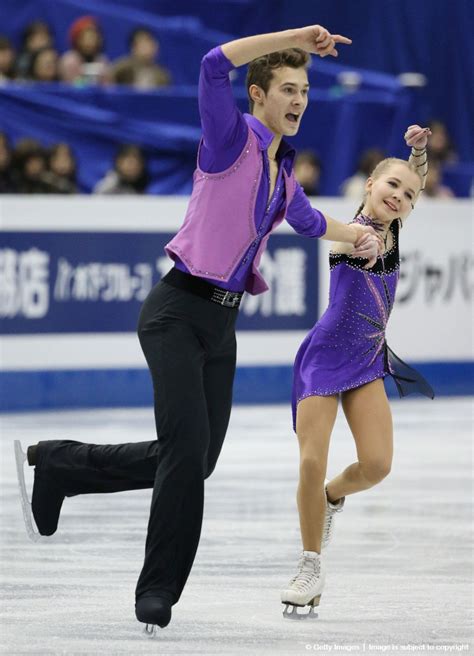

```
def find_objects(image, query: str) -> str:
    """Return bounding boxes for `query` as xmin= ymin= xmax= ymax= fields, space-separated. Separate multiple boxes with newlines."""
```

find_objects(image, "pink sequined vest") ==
xmin=165 ymin=124 xmax=296 ymax=295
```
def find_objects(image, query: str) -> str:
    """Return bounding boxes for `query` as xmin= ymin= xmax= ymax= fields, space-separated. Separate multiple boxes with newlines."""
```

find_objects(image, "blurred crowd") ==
xmin=1 ymin=120 xmax=457 ymax=198
xmin=0 ymin=17 xmax=458 ymax=198
xmin=0 ymin=17 xmax=171 ymax=88
xmin=294 ymin=118 xmax=457 ymax=200
xmin=0 ymin=134 xmax=150 ymax=195
xmin=338 ymin=120 xmax=457 ymax=199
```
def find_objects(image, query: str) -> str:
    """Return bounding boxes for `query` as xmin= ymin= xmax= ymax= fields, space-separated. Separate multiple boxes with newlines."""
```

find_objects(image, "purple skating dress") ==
xmin=292 ymin=216 xmax=434 ymax=430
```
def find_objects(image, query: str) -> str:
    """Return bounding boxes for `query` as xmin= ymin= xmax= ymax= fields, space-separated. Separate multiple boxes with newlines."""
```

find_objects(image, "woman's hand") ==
xmin=296 ymin=25 xmax=352 ymax=58
xmin=348 ymin=224 xmax=384 ymax=269
xmin=404 ymin=125 xmax=432 ymax=150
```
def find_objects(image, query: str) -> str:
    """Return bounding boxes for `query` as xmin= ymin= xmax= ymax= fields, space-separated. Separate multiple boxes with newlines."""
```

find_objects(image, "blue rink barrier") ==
xmin=0 ymin=362 xmax=472 ymax=413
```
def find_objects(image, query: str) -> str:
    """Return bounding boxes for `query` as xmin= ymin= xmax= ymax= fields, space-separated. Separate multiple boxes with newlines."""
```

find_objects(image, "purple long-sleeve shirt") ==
xmin=174 ymin=46 xmax=327 ymax=292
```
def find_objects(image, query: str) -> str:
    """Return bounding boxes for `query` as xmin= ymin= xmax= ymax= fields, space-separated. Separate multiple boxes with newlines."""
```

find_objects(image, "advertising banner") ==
xmin=0 ymin=231 xmax=318 ymax=334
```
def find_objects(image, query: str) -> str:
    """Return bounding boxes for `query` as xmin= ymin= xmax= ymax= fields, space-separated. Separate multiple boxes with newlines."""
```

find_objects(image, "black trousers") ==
xmin=38 ymin=279 xmax=238 ymax=603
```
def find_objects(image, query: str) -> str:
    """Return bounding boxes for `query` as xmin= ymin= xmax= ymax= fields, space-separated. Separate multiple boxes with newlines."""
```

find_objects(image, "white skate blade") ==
xmin=282 ymin=603 xmax=319 ymax=620
xmin=13 ymin=440 xmax=44 ymax=543
xmin=144 ymin=624 xmax=157 ymax=637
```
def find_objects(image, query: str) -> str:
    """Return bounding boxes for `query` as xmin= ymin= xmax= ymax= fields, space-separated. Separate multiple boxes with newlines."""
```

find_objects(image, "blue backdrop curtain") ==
xmin=1 ymin=0 xmax=472 ymax=196
xmin=0 ymin=82 xmax=419 ymax=196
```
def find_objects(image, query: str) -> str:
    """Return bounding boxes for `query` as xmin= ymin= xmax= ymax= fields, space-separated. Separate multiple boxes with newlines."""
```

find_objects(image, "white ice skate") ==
xmin=321 ymin=478 xmax=344 ymax=550
xmin=281 ymin=551 xmax=325 ymax=620
xmin=13 ymin=440 xmax=45 ymax=543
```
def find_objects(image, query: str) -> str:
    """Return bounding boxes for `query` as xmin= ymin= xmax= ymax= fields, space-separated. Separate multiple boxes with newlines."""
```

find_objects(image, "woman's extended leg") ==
xmin=326 ymin=379 xmax=393 ymax=503
xmin=295 ymin=394 xmax=339 ymax=553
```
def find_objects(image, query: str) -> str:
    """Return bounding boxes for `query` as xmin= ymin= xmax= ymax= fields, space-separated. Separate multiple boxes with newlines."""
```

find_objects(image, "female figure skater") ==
xmin=281 ymin=125 xmax=435 ymax=618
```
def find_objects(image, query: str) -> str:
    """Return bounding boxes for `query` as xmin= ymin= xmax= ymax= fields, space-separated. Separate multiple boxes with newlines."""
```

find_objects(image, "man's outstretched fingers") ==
xmin=332 ymin=34 xmax=352 ymax=45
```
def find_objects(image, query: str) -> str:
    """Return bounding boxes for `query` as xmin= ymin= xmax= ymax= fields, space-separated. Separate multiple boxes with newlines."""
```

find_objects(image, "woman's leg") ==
xmin=326 ymin=379 xmax=393 ymax=503
xmin=295 ymin=394 xmax=339 ymax=553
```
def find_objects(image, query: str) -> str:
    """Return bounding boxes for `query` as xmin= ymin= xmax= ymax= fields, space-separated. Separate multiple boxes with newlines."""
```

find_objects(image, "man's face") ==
xmin=252 ymin=66 xmax=309 ymax=137
xmin=0 ymin=47 xmax=14 ymax=74
xmin=118 ymin=153 xmax=143 ymax=181
xmin=25 ymin=155 xmax=45 ymax=179
xmin=133 ymin=34 xmax=158 ymax=63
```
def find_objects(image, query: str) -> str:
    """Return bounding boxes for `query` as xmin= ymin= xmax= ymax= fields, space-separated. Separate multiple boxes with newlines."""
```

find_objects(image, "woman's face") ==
xmin=34 ymin=49 xmax=58 ymax=81
xmin=51 ymin=146 xmax=75 ymax=176
xmin=0 ymin=137 xmax=10 ymax=169
xmin=117 ymin=153 xmax=143 ymax=181
xmin=27 ymin=29 xmax=52 ymax=52
xmin=25 ymin=154 xmax=46 ymax=178
xmin=77 ymin=28 xmax=102 ymax=57
xmin=429 ymin=122 xmax=449 ymax=154
xmin=364 ymin=163 xmax=421 ymax=225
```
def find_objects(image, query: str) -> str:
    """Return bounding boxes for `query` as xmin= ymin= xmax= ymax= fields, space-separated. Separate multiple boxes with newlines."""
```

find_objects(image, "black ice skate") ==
xmin=136 ymin=595 xmax=172 ymax=635
xmin=14 ymin=440 xmax=65 ymax=541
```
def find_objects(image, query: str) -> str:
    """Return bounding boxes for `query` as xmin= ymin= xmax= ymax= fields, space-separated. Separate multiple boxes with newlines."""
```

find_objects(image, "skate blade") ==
xmin=282 ymin=595 xmax=321 ymax=620
xmin=13 ymin=440 xmax=44 ymax=543
xmin=144 ymin=624 xmax=157 ymax=637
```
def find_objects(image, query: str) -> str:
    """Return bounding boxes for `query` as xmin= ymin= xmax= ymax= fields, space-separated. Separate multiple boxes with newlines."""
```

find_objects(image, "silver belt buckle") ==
xmin=221 ymin=291 xmax=240 ymax=308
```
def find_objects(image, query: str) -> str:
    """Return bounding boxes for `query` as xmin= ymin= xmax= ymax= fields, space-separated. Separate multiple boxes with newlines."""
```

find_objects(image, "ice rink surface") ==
xmin=1 ymin=399 xmax=472 ymax=655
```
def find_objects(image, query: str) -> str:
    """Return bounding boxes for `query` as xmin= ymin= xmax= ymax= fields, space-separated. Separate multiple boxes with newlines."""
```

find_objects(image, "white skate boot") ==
xmin=281 ymin=551 xmax=325 ymax=619
xmin=321 ymin=479 xmax=344 ymax=550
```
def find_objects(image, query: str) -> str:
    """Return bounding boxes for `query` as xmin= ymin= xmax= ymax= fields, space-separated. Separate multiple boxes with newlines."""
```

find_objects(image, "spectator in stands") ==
xmin=60 ymin=15 xmax=110 ymax=85
xmin=94 ymin=144 xmax=149 ymax=194
xmin=427 ymin=119 xmax=458 ymax=164
xmin=12 ymin=138 xmax=52 ymax=193
xmin=43 ymin=143 xmax=78 ymax=193
xmin=0 ymin=36 xmax=16 ymax=81
xmin=27 ymin=47 xmax=60 ymax=82
xmin=294 ymin=150 xmax=321 ymax=196
xmin=0 ymin=133 xmax=17 ymax=193
xmin=111 ymin=27 xmax=171 ymax=89
xmin=16 ymin=21 xmax=54 ymax=79
xmin=423 ymin=160 xmax=455 ymax=198
xmin=340 ymin=147 xmax=385 ymax=198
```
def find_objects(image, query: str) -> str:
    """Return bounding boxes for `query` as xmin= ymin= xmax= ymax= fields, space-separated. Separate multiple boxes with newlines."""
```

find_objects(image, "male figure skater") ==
xmin=15 ymin=24 xmax=381 ymax=632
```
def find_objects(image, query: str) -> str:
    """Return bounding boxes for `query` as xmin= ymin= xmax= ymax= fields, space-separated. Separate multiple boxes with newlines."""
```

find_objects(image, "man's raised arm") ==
xmin=221 ymin=25 xmax=352 ymax=68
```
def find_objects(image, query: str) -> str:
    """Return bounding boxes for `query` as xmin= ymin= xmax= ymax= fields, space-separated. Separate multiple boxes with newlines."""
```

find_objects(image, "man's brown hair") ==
xmin=245 ymin=48 xmax=310 ymax=113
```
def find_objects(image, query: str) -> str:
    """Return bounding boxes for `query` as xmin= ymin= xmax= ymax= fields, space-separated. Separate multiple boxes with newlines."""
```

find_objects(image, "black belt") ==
xmin=163 ymin=268 xmax=243 ymax=309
